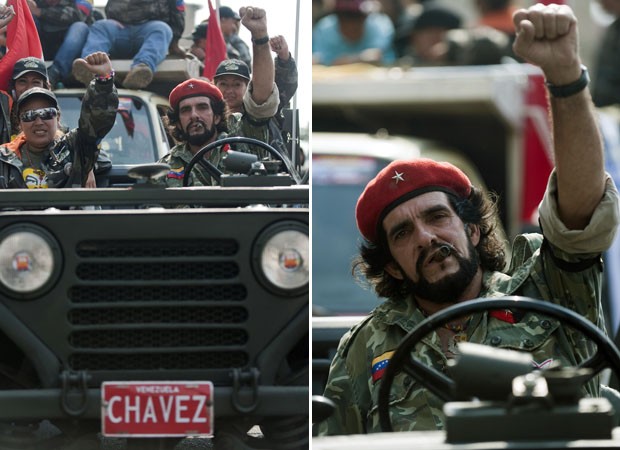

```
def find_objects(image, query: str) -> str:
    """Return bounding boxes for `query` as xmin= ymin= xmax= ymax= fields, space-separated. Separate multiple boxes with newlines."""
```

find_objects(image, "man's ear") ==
xmin=468 ymin=224 xmax=481 ymax=246
xmin=214 ymin=115 xmax=221 ymax=125
xmin=384 ymin=261 xmax=404 ymax=280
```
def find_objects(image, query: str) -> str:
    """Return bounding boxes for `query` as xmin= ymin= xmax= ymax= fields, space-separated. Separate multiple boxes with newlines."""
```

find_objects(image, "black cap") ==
xmin=17 ymin=87 xmax=58 ymax=111
xmin=411 ymin=5 xmax=462 ymax=32
xmin=191 ymin=22 xmax=208 ymax=41
xmin=214 ymin=59 xmax=250 ymax=81
xmin=219 ymin=6 xmax=240 ymax=20
xmin=12 ymin=57 xmax=49 ymax=81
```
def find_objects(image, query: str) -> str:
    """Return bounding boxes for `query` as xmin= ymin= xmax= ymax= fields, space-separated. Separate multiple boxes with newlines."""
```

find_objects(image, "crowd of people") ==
xmin=313 ymin=0 xmax=620 ymax=106
xmin=312 ymin=0 xmax=518 ymax=67
xmin=0 ymin=1 xmax=301 ymax=189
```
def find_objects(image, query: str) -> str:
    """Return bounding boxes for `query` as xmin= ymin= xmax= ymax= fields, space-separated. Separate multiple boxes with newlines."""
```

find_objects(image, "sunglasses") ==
xmin=20 ymin=107 xmax=58 ymax=123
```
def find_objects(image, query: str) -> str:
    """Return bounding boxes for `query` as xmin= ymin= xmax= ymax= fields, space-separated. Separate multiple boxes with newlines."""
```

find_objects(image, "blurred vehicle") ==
xmin=0 ymin=59 xmax=309 ymax=449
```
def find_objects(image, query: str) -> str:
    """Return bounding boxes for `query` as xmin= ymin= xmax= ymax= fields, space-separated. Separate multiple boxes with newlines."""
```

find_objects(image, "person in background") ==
xmin=28 ymin=0 xmax=93 ymax=89
xmin=8 ymin=57 xmax=52 ymax=145
xmin=0 ymin=52 xmax=118 ymax=189
xmin=220 ymin=5 xmax=252 ymax=68
xmin=396 ymin=1 xmax=512 ymax=66
xmin=8 ymin=56 xmax=111 ymax=187
xmin=188 ymin=20 xmax=208 ymax=64
xmin=270 ymin=35 xmax=300 ymax=162
xmin=475 ymin=0 xmax=518 ymax=38
xmin=0 ymin=4 xmax=16 ymax=144
xmin=592 ymin=0 xmax=620 ymax=107
xmin=73 ymin=0 xmax=185 ymax=90
xmin=313 ymin=0 xmax=396 ymax=66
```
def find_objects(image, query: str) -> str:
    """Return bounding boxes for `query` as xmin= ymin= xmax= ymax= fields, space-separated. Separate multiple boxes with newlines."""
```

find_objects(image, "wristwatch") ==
xmin=545 ymin=65 xmax=589 ymax=98
xmin=252 ymin=36 xmax=269 ymax=45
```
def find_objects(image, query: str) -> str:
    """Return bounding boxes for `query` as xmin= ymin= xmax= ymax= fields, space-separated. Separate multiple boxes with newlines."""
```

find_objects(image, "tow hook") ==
xmin=232 ymin=368 xmax=260 ymax=413
xmin=60 ymin=370 xmax=90 ymax=416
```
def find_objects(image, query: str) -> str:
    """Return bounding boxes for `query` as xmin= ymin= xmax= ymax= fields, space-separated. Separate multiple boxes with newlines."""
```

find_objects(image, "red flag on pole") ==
xmin=0 ymin=0 xmax=43 ymax=91
xmin=203 ymin=0 xmax=228 ymax=80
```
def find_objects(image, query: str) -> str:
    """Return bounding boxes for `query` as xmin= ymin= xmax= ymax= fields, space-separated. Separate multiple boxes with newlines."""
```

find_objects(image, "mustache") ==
xmin=186 ymin=119 xmax=207 ymax=130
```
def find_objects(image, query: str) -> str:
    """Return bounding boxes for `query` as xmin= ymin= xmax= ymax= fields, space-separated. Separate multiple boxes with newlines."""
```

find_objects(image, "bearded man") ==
xmin=158 ymin=5 xmax=279 ymax=187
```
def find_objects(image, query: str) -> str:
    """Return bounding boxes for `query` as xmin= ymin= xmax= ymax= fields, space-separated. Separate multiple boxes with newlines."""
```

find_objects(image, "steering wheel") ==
xmin=378 ymin=296 xmax=620 ymax=432
xmin=182 ymin=136 xmax=301 ymax=186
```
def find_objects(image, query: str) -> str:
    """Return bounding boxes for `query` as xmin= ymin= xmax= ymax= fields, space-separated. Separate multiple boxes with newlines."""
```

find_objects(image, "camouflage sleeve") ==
xmin=539 ymin=171 xmax=620 ymax=254
xmin=70 ymin=78 xmax=118 ymax=185
xmin=274 ymin=55 xmax=298 ymax=111
xmin=318 ymin=330 xmax=367 ymax=435
xmin=230 ymin=36 xmax=252 ymax=68
xmin=243 ymin=81 xmax=279 ymax=120
xmin=37 ymin=0 xmax=86 ymax=26
xmin=230 ymin=82 xmax=281 ymax=161
xmin=79 ymin=78 xmax=118 ymax=142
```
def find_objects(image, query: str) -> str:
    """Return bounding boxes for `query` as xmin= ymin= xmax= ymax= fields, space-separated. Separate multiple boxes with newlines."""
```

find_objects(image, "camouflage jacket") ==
xmin=226 ymin=35 xmax=251 ymax=68
xmin=105 ymin=0 xmax=185 ymax=41
xmin=159 ymin=83 xmax=279 ymax=187
xmin=319 ymin=174 xmax=620 ymax=435
xmin=274 ymin=55 xmax=298 ymax=114
xmin=0 ymin=79 xmax=118 ymax=189
xmin=35 ymin=0 xmax=89 ymax=31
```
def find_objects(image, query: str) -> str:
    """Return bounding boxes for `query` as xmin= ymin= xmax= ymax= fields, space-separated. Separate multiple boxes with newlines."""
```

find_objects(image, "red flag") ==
xmin=0 ymin=0 xmax=43 ymax=91
xmin=521 ymin=70 xmax=553 ymax=227
xmin=202 ymin=0 xmax=228 ymax=80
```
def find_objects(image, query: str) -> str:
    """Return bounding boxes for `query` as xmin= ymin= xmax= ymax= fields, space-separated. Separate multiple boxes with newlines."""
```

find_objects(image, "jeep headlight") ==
xmin=254 ymin=222 xmax=309 ymax=296
xmin=0 ymin=225 xmax=61 ymax=298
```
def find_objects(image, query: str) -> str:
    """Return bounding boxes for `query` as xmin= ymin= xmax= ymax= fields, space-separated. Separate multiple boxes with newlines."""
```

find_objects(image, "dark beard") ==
xmin=407 ymin=239 xmax=480 ymax=304
xmin=181 ymin=121 xmax=217 ymax=146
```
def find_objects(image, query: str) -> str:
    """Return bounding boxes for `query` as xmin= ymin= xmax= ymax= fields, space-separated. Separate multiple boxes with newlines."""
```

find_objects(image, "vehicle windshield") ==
xmin=57 ymin=95 xmax=159 ymax=165
xmin=312 ymin=155 xmax=387 ymax=316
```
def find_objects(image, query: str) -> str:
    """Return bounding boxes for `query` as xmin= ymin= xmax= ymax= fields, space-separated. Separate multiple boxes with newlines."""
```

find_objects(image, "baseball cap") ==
xmin=17 ymin=87 xmax=58 ymax=111
xmin=410 ymin=5 xmax=462 ymax=32
xmin=219 ymin=6 xmax=241 ymax=20
xmin=191 ymin=22 xmax=208 ymax=41
xmin=214 ymin=59 xmax=250 ymax=81
xmin=355 ymin=159 xmax=472 ymax=243
xmin=334 ymin=0 xmax=375 ymax=14
xmin=12 ymin=57 xmax=49 ymax=81
xmin=169 ymin=78 xmax=224 ymax=111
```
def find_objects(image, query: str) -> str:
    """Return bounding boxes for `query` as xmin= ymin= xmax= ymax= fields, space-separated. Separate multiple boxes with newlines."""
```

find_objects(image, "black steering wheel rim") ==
xmin=378 ymin=296 xmax=620 ymax=432
xmin=182 ymin=136 xmax=300 ymax=186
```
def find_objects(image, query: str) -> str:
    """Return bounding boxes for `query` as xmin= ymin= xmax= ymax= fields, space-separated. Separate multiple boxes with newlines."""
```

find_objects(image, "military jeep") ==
xmin=0 ymin=61 xmax=309 ymax=450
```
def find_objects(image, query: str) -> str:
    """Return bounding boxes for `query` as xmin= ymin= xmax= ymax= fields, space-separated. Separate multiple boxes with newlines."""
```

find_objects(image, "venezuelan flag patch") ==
xmin=167 ymin=167 xmax=185 ymax=180
xmin=371 ymin=350 xmax=394 ymax=383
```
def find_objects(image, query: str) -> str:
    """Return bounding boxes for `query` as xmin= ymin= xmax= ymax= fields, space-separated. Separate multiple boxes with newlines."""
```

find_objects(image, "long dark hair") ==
xmin=165 ymin=95 xmax=229 ymax=143
xmin=352 ymin=187 xmax=507 ymax=301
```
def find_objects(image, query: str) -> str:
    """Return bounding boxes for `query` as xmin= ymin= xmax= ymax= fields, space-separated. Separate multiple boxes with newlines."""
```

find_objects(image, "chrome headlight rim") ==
xmin=252 ymin=221 xmax=309 ymax=297
xmin=0 ymin=224 xmax=63 ymax=299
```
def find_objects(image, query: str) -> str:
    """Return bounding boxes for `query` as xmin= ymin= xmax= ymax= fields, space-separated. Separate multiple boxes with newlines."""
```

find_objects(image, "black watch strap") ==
xmin=545 ymin=65 xmax=589 ymax=98
xmin=252 ymin=35 xmax=269 ymax=45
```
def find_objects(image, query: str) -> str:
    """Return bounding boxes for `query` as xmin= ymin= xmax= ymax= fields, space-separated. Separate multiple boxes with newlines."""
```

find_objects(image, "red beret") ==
xmin=169 ymin=78 xmax=223 ymax=111
xmin=355 ymin=159 xmax=472 ymax=243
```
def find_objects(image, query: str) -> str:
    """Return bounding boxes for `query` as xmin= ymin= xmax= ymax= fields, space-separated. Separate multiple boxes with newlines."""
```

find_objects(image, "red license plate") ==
xmin=101 ymin=381 xmax=214 ymax=437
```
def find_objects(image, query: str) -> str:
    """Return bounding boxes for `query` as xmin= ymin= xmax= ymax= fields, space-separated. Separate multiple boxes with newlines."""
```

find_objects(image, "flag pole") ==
xmin=291 ymin=0 xmax=300 ymax=170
